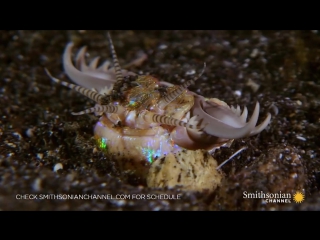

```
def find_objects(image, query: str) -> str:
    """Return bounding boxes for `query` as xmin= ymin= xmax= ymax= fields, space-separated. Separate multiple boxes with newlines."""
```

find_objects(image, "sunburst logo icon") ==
xmin=293 ymin=191 xmax=305 ymax=203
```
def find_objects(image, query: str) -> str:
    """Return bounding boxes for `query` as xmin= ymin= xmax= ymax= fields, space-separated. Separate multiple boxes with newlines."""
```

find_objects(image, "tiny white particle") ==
xmin=6 ymin=142 xmax=16 ymax=148
xmin=153 ymin=206 xmax=161 ymax=211
xmin=13 ymin=132 xmax=22 ymax=140
xmin=223 ymin=61 xmax=234 ymax=67
xmin=250 ymin=48 xmax=259 ymax=58
xmin=246 ymin=78 xmax=260 ymax=92
xmin=158 ymin=44 xmax=167 ymax=50
xmin=32 ymin=178 xmax=42 ymax=191
xmin=259 ymin=36 xmax=268 ymax=43
xmin=37 ymin=153 xmax=43 ymax=159
xmin=53 ymin=163 xmax=63 ymax=172
xmin=116 ymin=200 xmax=126 ymax=207
xmin=26 ymin=128 xmax=34 ymax=137
xmin=222 ymin=41 xmax=230 ymax=46
xmin=186 ymin=69 xmax=195 ymax=75
xmin=234 ymin=90 xmax=242 ymax=97
xmin=296 ymin=136 xmax=306 ymax=141
xmin=290 ymin=173 xmax=298 ymax=179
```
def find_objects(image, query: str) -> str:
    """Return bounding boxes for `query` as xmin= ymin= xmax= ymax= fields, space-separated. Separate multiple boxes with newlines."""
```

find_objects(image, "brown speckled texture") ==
xmin=1 ymin=30 xmax=320 ymax=210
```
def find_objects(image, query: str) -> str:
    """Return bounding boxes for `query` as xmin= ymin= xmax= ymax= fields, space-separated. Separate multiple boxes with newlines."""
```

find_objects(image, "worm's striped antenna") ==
xmin=142 ymin=111 xmax=201 ymax=129
xmin=45 ymin=68 xmax=103 ymax=104
xmin=107 ymin=32 xmax=124 ymax=91
xmin=72 ymin=105 xmax=125 ymax=115
xmin=159 ymin=63 xmax=206 ymax=109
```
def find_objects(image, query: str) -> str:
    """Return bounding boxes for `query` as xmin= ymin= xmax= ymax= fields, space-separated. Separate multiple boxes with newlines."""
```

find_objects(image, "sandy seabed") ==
xmin=1 ymin=30 xmax=319 ymax=210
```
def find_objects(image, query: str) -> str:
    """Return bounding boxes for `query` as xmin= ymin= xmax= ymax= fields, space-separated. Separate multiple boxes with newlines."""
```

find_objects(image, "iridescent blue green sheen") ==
xmin=129 ymin=100 xmax=137 ymax=108
xmin=97 ymin=137 xmax=108 ymax=151
xmin=140 ymin=143 xmax=178 ymax=163
xmin=141 ymin=147 xmax=155 ymax=163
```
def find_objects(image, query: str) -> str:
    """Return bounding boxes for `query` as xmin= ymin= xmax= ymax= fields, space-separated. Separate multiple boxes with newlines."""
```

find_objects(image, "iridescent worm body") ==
xmin=46 ymin=32 xmax=272 ymax=191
